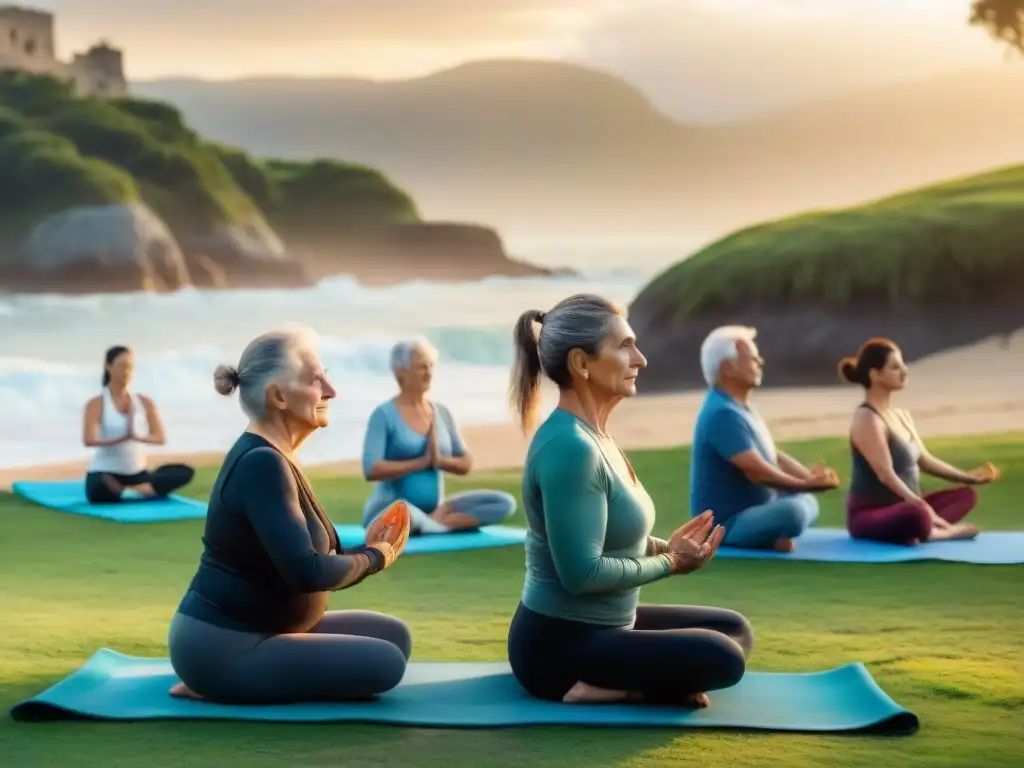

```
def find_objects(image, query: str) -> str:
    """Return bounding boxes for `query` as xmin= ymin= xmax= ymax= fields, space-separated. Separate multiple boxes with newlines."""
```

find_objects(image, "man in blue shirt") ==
xmin=690 ymin=326 xmax=839 ymax=552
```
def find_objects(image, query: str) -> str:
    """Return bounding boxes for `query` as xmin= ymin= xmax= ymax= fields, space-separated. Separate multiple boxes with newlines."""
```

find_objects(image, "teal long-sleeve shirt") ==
xmin=519 ymin=408 xmax=673 ymax=626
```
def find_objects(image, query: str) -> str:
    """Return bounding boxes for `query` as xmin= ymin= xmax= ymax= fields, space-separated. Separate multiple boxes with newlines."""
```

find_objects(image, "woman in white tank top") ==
xmin=82 ymin=345 xmax=196 ymax=504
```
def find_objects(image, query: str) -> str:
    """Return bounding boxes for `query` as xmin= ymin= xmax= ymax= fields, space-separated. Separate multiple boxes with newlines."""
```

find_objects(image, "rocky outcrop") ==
xmin=0 ymin=202 xmax=317 ymax=293
xmin=294 ymin=222 xmax=556 ymax=285
xmin=179 ymin=217 xmax=310 ymax=289
xmin=0 ymin=211 xmax=561 ymax=294
xmin=0 ymin=202 xmax=190 ymax=293
xmin=627 ymin=294 xmax=1024 ymax=393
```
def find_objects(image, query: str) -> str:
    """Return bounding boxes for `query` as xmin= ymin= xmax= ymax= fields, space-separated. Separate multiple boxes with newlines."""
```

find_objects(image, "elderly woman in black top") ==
xmin=167 ymin=325 xmax=412 ymax=704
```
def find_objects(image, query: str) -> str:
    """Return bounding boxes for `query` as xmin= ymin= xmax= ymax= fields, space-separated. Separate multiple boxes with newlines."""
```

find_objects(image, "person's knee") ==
xmin=496 ymin=491 xmax=518 ymax=520
xmin=709 ymin=636 xmax=748 ymax=689
xmin=379 ymin=615 xmax=413 ymax=660
xmin=795 ymin=493 xmax=820 ymax=520
xmin=775 ymin=497 xmax=816 ymax=537
xmin=85 ymin=474 xmax=119 ymax=503
xmin=719 ymin=609 xmax=755 ymax=657
xmin=955 ymin=486 xmax=979 ymax=511
xmin=363 ymin=642 xmax=410 ymax=694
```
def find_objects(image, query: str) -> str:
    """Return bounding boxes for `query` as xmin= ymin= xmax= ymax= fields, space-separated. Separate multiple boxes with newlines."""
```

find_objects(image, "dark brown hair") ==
xmin=509 ymin=293 xmax=624 ymax=433
xmin=838 ymin=338 xmax=898 ymax=388
xmin=102 ymin=345 xmax=130 ymax=386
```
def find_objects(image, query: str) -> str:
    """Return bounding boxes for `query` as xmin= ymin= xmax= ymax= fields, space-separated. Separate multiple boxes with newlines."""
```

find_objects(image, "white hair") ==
xmin=389 ymin=336 xmax=438 ymax=374
xmin=700 ymin=325 xmax=757 ymax=387
xmin=214 ymin=323 xmax=320 ymax=420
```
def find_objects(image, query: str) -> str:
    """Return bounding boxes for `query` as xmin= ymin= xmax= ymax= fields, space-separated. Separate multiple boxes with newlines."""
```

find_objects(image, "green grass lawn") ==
xmin=1 ymin=433 xmax=1022 ymax=767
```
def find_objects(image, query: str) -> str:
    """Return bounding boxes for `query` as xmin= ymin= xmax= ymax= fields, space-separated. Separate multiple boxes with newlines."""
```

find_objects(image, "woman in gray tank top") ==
xmin=837 ymin=338 xmax=1001 ymax=545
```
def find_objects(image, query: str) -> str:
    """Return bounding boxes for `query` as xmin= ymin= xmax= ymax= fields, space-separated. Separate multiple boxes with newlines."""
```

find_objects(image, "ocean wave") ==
xmin=0 ymin=268 xmax=650 ymax=469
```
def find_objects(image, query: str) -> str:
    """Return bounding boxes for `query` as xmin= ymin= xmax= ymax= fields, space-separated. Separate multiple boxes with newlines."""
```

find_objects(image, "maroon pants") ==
xmin=847 ymin=487 xmax=978 ymax=545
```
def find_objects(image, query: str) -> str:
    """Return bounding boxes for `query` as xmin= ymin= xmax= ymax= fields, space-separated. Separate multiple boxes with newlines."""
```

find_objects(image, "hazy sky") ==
xmin=29 ymin=0 xmax=1018 ymax=120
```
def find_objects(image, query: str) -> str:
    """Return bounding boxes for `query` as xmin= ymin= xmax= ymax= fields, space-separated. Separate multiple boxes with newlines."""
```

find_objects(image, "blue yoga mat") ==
xmin=715 ymin=527 xmax=1024 ymax=564
xmin=9 ymin=648 xmax=918 ymax=734
xmin=334 ymin=524 xmax=528 ymax=554
xmin=10 ymin=479 xmax=207 ymax=523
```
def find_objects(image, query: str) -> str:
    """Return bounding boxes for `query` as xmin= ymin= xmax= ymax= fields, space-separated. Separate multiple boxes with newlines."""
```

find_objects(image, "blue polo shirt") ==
xmin=690 ymin=387 xmax=777 ymax=525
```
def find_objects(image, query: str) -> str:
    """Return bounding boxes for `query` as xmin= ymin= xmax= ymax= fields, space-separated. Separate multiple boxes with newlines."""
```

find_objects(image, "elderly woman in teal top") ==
xmin=362 ymin=337 xmax=517 ymax=534
xmin=505 ymin=294 xmax=754 ymax=708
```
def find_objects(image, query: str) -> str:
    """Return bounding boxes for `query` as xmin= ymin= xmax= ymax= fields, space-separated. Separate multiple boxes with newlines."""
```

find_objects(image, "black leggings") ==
xmin=169 ymin=610 xmax=411 ymax=705
xmin=85 ymin=464 xmax=195 ymax=504
xmin=507 ymin=602 xmax=754 ymax=703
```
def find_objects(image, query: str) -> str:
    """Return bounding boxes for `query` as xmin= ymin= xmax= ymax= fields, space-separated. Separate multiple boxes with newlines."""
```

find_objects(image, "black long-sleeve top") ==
xmin=176 ymin=432 xmax=384 ymax=634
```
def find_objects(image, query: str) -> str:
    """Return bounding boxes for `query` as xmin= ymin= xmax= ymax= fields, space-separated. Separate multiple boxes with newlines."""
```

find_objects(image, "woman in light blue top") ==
xmin=362 ymin=337 xmax=517 ymax=534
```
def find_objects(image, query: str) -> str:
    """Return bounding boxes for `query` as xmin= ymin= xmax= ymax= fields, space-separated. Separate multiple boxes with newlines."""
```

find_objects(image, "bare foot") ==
xmin=773 ymin=537 xmax=796 ymax=553
xmin=948 ymin=523 xmax=979 ymax=541
xmin=128 ymin=482 xmax=158 ymax=499
xmin=562 ymin=681 xmax=630 ymax=704
xmin=169 ymin=681 xmax=204 ymax=700
xmin=431 ymin=505 xmax=480 ymax=532
xmin=681 ymin=692 xmax=710 ymax=708
xmin=928 ymin=523 xmax=979 ymax=542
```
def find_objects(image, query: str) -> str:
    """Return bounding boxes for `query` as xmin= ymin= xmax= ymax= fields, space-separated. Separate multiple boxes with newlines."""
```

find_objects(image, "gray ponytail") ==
xmin=508 ymin=293 xmax=624 ymax=432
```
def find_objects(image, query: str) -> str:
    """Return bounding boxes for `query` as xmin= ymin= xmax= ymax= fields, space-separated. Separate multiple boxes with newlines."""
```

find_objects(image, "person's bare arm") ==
xmin=438 ymin=454 xmax=472 ymax=475
xmin=777 ymin=451 xmax=812 ymax=481
xmin=729 ymin=450 xmax=815 ymax=492
xmin=900 ymin=410 xmax=977 ymax=485
xmin=135 ymin=395 xmax=167 ymax=445
xmin=850 ymin=409 xmax=921 ymax=502
xmin=82 ymin=397 xmax=128 ymax=447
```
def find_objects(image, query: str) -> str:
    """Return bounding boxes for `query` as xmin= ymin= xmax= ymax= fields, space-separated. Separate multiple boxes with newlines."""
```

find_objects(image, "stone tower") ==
xmin=0 ymin=5 xmax=126 ymax=97
xmin=71 ymin=40 xmax=127 ymax=97
xmin=0 ymin=5 xmax=58 ymax=74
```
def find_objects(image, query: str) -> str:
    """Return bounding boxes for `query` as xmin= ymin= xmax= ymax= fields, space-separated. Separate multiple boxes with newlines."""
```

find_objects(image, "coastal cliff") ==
xmin=0 ymin=72 xmax=552 ymax=294
xmin=627 ymin=164 xmax=1024 ymax=390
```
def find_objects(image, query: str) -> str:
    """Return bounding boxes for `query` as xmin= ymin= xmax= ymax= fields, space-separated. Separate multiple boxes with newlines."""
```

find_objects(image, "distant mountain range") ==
xmin=131 ymin=60 xmax=1024 ymax=237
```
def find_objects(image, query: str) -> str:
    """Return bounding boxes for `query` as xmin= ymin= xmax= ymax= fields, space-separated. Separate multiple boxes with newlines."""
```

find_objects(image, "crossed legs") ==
xmin=847 ymin=487 xmax=978 ymax=545
xmin=722 ymin=493 xmax=820 ymax=552
xmin=406 ymin=489 xmax=518 ymax=534
xmin=85 ymin=464 xmax=195 ymax=504
xmin=508 ymin=602 xmax=753 ymax=708
xmin=168 ymin=610 xmax=412 ymax=704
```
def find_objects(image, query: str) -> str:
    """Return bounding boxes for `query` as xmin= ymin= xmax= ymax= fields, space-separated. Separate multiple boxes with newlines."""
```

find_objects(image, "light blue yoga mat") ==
xmin=10 ymin=479 xmax=207 ymax=523
xmin=9 ymin=648 xmax=918 ymax=734
xmin=715 ymin=527 xmax=1024 ymax=564
xmin=334 ymin=523 xmax=528 ymax=554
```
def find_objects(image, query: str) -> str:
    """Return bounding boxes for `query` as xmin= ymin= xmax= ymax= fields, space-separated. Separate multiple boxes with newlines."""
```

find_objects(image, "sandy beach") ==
xmin=2 ymin=334 xmax=1021 ymax=491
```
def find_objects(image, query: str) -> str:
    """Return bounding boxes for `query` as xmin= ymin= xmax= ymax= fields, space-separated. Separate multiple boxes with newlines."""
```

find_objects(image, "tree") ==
xmin=970 ymin=0 xmax=1024 ymax=54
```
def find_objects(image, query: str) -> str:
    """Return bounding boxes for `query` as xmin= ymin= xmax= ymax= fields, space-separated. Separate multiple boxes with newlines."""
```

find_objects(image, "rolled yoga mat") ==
xmin=10 ymin=480 xmax=207 ymax=523
xmin=714 ymin=527 xmax=1024 ymax=565
xmin=334 ymin=523 xmax=528 ymax=554
xmin=10 ymin=649 xmax=919 ymax=734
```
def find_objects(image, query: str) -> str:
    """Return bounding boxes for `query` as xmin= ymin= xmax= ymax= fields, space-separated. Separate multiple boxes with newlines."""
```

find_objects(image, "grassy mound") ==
xmin=264 ymin=159 xmax=420 ymax=243
xmin=0 ymin=72 xmax=420 ymax=253
xmin=0 ymin=432 xmax=1022 ymax=766
xmin=632 ymin=165 xmax=1024 ymax=322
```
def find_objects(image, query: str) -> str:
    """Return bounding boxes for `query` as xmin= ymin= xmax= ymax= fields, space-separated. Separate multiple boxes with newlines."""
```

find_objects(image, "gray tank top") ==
xmin=849 ymin=403 xmax=921 ymax=506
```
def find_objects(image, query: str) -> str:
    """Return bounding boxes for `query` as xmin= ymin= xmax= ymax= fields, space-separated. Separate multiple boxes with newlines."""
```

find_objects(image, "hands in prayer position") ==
xmin=426 ymin=420 xmax=440 ymax=469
